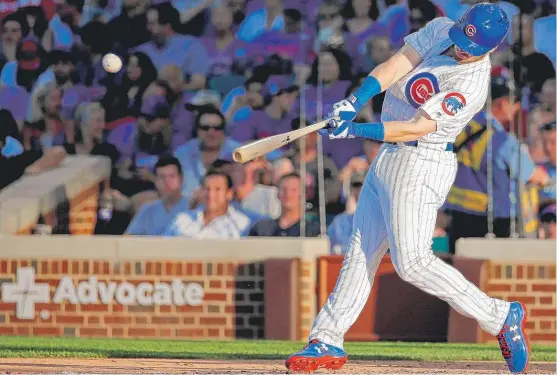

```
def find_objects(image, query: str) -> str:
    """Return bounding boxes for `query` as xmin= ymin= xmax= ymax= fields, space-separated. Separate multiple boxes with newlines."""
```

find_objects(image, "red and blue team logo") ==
xmin=441 ymin=92 xmax=467 ymax=116
xmin=465 ymin=24 xmax=476 ymax=37
xmin=405 ymin=72 xmax=440 ymax=109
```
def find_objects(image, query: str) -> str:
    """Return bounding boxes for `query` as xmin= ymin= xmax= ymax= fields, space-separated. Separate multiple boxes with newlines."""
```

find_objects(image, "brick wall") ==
xmin=485 ymin=262 xmax=556 ymax=343
xmin=0 ymin=259 xmax=277 ymax=339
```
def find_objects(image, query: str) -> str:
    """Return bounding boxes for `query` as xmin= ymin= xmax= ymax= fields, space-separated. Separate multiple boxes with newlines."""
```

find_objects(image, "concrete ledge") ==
xmin=0 ymin=236 xmax=329 ymax=260
xmin=0 ymin=155 xmax=111 ymax=234
xmin=456 ymin=238 xmax=556 ymax=261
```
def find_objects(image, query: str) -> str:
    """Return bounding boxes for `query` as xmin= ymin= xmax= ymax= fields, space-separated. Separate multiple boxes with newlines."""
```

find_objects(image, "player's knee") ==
xmin=395 ymin=253 xmax=436 ymax=284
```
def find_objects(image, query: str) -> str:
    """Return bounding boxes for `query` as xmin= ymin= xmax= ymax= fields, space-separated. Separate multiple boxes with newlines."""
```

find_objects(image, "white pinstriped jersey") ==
xmin=381 ymin=17 xmax=491 ymax=143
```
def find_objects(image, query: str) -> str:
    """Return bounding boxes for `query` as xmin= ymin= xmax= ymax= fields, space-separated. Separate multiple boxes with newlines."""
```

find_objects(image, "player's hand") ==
xmin=330 ymin=98 xmax=358 ymax=122
xmin=317 ymin=117 xmax=340 ymax=136
xmin=328 ymin=119 xmax=354 ymax=140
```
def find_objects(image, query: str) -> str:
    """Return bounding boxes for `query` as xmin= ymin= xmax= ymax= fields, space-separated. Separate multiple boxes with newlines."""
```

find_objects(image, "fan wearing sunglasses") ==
xmin=174 ymin=106 xmax=240 ymax=202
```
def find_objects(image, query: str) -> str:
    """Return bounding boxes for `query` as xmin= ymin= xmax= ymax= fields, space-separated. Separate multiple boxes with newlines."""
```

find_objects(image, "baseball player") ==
xmin=286 ymin=3 xmax=529 ymax=374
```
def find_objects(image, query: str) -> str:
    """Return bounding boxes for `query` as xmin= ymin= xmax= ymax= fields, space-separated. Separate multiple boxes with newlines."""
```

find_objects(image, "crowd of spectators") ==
xmin=0 ymin=0 xmax=554 ymax=251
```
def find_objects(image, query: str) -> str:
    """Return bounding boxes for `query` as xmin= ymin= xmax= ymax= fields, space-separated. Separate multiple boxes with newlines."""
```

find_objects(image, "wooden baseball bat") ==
xmin=232 ymin=119 xmax=330 ymax=163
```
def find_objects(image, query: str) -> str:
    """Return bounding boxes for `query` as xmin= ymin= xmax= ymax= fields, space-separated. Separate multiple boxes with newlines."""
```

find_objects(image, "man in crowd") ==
xmin=164 ymin=169 xmax=253 ymax=237
xmin=446 ymin=76 xmax=551 ymax=252
xmin=249 ymin=172 xmax=320 ymax=237
xmin=174 ymin=106 xmax=239 ymax=201
xmin=538 ymin=120 xmax=556 ymax=203
xmin=125 ymin=156 xmax=189 ymax=235
xmin=136 ymin=2 xmax=208 ymax=90
xmin=328 ymin=172 xmax=363 ymax=254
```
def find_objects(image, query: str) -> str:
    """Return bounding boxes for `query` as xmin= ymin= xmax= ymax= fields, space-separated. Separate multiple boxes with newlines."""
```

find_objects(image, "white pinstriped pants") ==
xmin=310 ymin=144 xmax=510 ymax=348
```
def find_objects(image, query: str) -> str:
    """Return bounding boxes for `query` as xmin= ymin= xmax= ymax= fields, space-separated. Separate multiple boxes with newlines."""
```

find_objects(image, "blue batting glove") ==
xmin=329 ymin=119 xmax=354 ymax=140
xmin=318 ymin=118 xmax=340 ymax=136
xmin=329 ymin=98 xmax=358 ymax=122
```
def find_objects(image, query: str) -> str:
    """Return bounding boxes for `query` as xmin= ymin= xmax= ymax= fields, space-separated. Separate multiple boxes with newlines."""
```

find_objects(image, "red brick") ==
xmin=488 ymin=284 xmax=511 ymax=292
xmin=224 ymin=328 xmax=234 ymax=337
xmin=52 ymin=261 xmax=59 ymax=274
xmin=204 ymin=293 xmax=227 ymax=301
xmin=531 ymin=308 xmax=556 ymax=317
xmin=177 ymin=305 xmax=203 ymax=313
xmin=0 ymin=327 xmax=14 ymax=334
xmin=186 ymin=263 xmax=193 ymax=275
xmin=89 ymin=316 xmax=100 ymax=324
xmin=532 ymin=284 xmax=556 ymax=292
xmin=160 ymin=305 xmax=172 ymax=313
xmin=176 ymin=328 xmax=204 ymax=337
xmin=226 ymin=281 xmax=235 ymax=288
xmin=112 ymin=305 xmax=124 ymax=313
xmin=527 ymin=266 xmax=535 ymax=279
xmin=20 ymin=260 xmax=28 ymax=267
xmin=200 ymin=317 xmax=226 ymax=325
xmin=183 ymin=317 xmax=195 ymax=324
xmin=112 ymin=328 xmax=125 ymax=336
xmin=152 ymin=316 xmax=179 ymax=324
xmin=34 ymin=327 xmax=60 ymax=336
xmin=166 ymin=262 xmax=173 ymax=275
xmin=156 ymin=262 xmax=162 ymax=276
xmin=0 ymin=303 xmax=14 ymax=311
xmin=10 ymin=260 xmax=16 ymax=273
xmin=217 ymin=264 xmax=224 ymax=276
xmin=210 ymin=280 xmax=222 ymax=288
xmin=540 ymin=296 xmax=553 ymax=305
xmin=531 ymin=333 xmax=556 ymax=341
xmin=136 ymin=316 xmax=149 ymax=324
xmin=125 ymin=262 xmax=132 ymax=275
xmin=549 ymin=266 xmax=556 ymax=279
xmin=56 ymin=315 xmax=84 ymax=324
xmin=72 ymin=261 xmax=79 ymax=273
xmin=16 ymin=326 xmax=30 ymax=335
xmin=540 ymin=321 xmax=553 ymax=330
xmin=515 ymin=284 xmax=528 ymax=292
xmin=65 ymin=304 xmax=77 ymax=312
xmin=507 ymin=296 xmax=535 ymax=305
xmin=82 ymin=304 xmax=108 ymax=312
xmin=83 ymin=261 xmax=90 ymax=274
xmin=208 ymin=328 xmax=220 ymax=337
xmin=103 ymin=262 xmax=110 ymax=275
xmin=176 ymin=262 xmax=183 ymax=275
xmin=129 ymin=328 xmax=156 ymax=336
xmin=81 ymin=328 xmax=107 ymax=336
xmin=225 ymin=305 xmax=234 ymax=313
xmin=0 ymin=260 xmax=7 ymax=273
xmin=160 ymin=328 xmax=173 ymax=337
xmin=195 ymin=263 xmax=203 ymax=276
xmin=61 ymin=260 xmax=69 ymax=273
xmin=516 ymin=266 xmax=524 ymax=279
xmin=35 ymin=303 xmax=61 ymax=312
xmin=525 ymin=321 xmax=535 ymax=329
xmin=41 ymin=261 xmax=48 ymax=274
xmin=105 ymin=316 xmax=131 ymax=324
xmin=227 ymin=263 xmax=235 ymax=276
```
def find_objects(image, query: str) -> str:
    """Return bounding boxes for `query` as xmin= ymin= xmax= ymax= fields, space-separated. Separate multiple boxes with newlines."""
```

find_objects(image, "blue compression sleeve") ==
xmin=348 ymin=122 xmax=385 ymax=141
xmin=349 ymin=75 xmax=381 ymax=110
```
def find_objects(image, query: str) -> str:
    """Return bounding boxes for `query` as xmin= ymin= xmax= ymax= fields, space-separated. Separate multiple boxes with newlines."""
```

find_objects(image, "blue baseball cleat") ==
xmin=285 ymin=339 xmax=347 ymax=373
xmin=497 ymin=302 xmax=530 ymax=373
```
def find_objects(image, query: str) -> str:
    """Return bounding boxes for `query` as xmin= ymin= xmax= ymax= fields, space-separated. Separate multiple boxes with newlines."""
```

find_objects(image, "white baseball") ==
xmin=102 ymin=53 xmax=122 ymax=73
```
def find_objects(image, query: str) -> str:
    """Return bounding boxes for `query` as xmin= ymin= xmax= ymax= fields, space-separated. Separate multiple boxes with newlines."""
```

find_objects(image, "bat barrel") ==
xmin=232 ymin=150 xmax=246 ymax=163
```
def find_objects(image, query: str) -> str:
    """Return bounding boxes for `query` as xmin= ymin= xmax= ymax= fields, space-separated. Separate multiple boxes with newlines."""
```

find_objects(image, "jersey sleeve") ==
xmin=495 ymin=136 xmax=536 ymax=185
xmin=404 ymin=17 xmax=454 ymax=60
xmin=420 ymin=90 xmax=477 ymax=132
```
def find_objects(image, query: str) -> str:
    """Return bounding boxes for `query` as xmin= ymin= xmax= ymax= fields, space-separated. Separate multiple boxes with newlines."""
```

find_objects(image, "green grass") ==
xmin=0 ymin=336 xmax=555 ymax=362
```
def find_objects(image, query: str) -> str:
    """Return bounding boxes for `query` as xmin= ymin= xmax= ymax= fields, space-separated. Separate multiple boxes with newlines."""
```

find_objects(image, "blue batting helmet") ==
xmin=448 ymin=2 xmax=509 ymax=57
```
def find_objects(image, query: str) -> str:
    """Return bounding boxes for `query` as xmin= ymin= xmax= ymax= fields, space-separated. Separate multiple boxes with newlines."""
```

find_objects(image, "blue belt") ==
xmin=388 ymin=141 xmax=454 ymax=152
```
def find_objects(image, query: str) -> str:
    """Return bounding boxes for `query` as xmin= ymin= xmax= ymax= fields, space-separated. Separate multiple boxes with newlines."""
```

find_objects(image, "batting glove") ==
xmin=329 ymin=99 xmax=358 ymax=122
xmin=328 ymin=119 xmax=355 ymax=140
xmin=317 ymin=118 xmax=340 ymax=136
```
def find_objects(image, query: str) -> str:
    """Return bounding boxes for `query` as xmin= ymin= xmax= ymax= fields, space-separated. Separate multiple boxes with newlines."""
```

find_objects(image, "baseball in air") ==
xmin=102 ymin=53 xmax=122 ymax=73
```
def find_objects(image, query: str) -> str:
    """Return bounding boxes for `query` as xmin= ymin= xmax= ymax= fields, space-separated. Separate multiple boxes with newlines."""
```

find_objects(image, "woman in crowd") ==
xmin=0 ymin=12 xmax=30 ymax=71
xmin=343 ymin=0 xmax=379 ymax=36
xmin=103 ymin=51 xmax=157 ymax=120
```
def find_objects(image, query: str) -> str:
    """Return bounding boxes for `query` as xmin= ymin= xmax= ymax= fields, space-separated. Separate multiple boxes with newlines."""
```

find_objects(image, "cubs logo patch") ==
xmin=441 ymin=92 xmax=466 ymax=116
xmin=405 ymin=72 xmax=440 ymax=109
xmin=465 ymin=24 xmax=476 ymax=37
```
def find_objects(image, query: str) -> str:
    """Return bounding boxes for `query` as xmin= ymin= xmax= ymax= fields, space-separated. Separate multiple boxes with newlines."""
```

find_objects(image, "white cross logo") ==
xmin=510 ymin=325 xmax=518 ymax=332
xmin=316 ymin=344 xmax=328 ymax=354
xmin=2 ymin=268 xmax=49 ymax=319
xmin=512 ymin=335 xmax=522 ymax=342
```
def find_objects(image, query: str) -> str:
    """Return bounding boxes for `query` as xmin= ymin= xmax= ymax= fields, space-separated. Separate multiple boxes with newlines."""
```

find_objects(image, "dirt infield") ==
xmin=1 ymin=358 xmax=556 ymax=374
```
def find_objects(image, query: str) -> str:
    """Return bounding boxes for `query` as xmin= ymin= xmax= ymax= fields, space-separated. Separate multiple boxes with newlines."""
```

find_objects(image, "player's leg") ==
xmin=379 ymin=146 xmax=529 ymax=373
xmin=285 ymin=154 xmax=389 ymax=372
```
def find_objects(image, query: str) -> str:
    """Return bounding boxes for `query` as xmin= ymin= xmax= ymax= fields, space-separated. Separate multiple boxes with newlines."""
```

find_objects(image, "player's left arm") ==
xmin=328 ymin=90 xmax=471 ymax=142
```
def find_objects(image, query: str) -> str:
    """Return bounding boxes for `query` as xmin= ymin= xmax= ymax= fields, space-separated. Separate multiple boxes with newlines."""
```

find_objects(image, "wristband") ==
xmin=349 ymin=122 xmax=385 ymax=141
xmin=348 ymin=75 xmax=381 ymax=110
